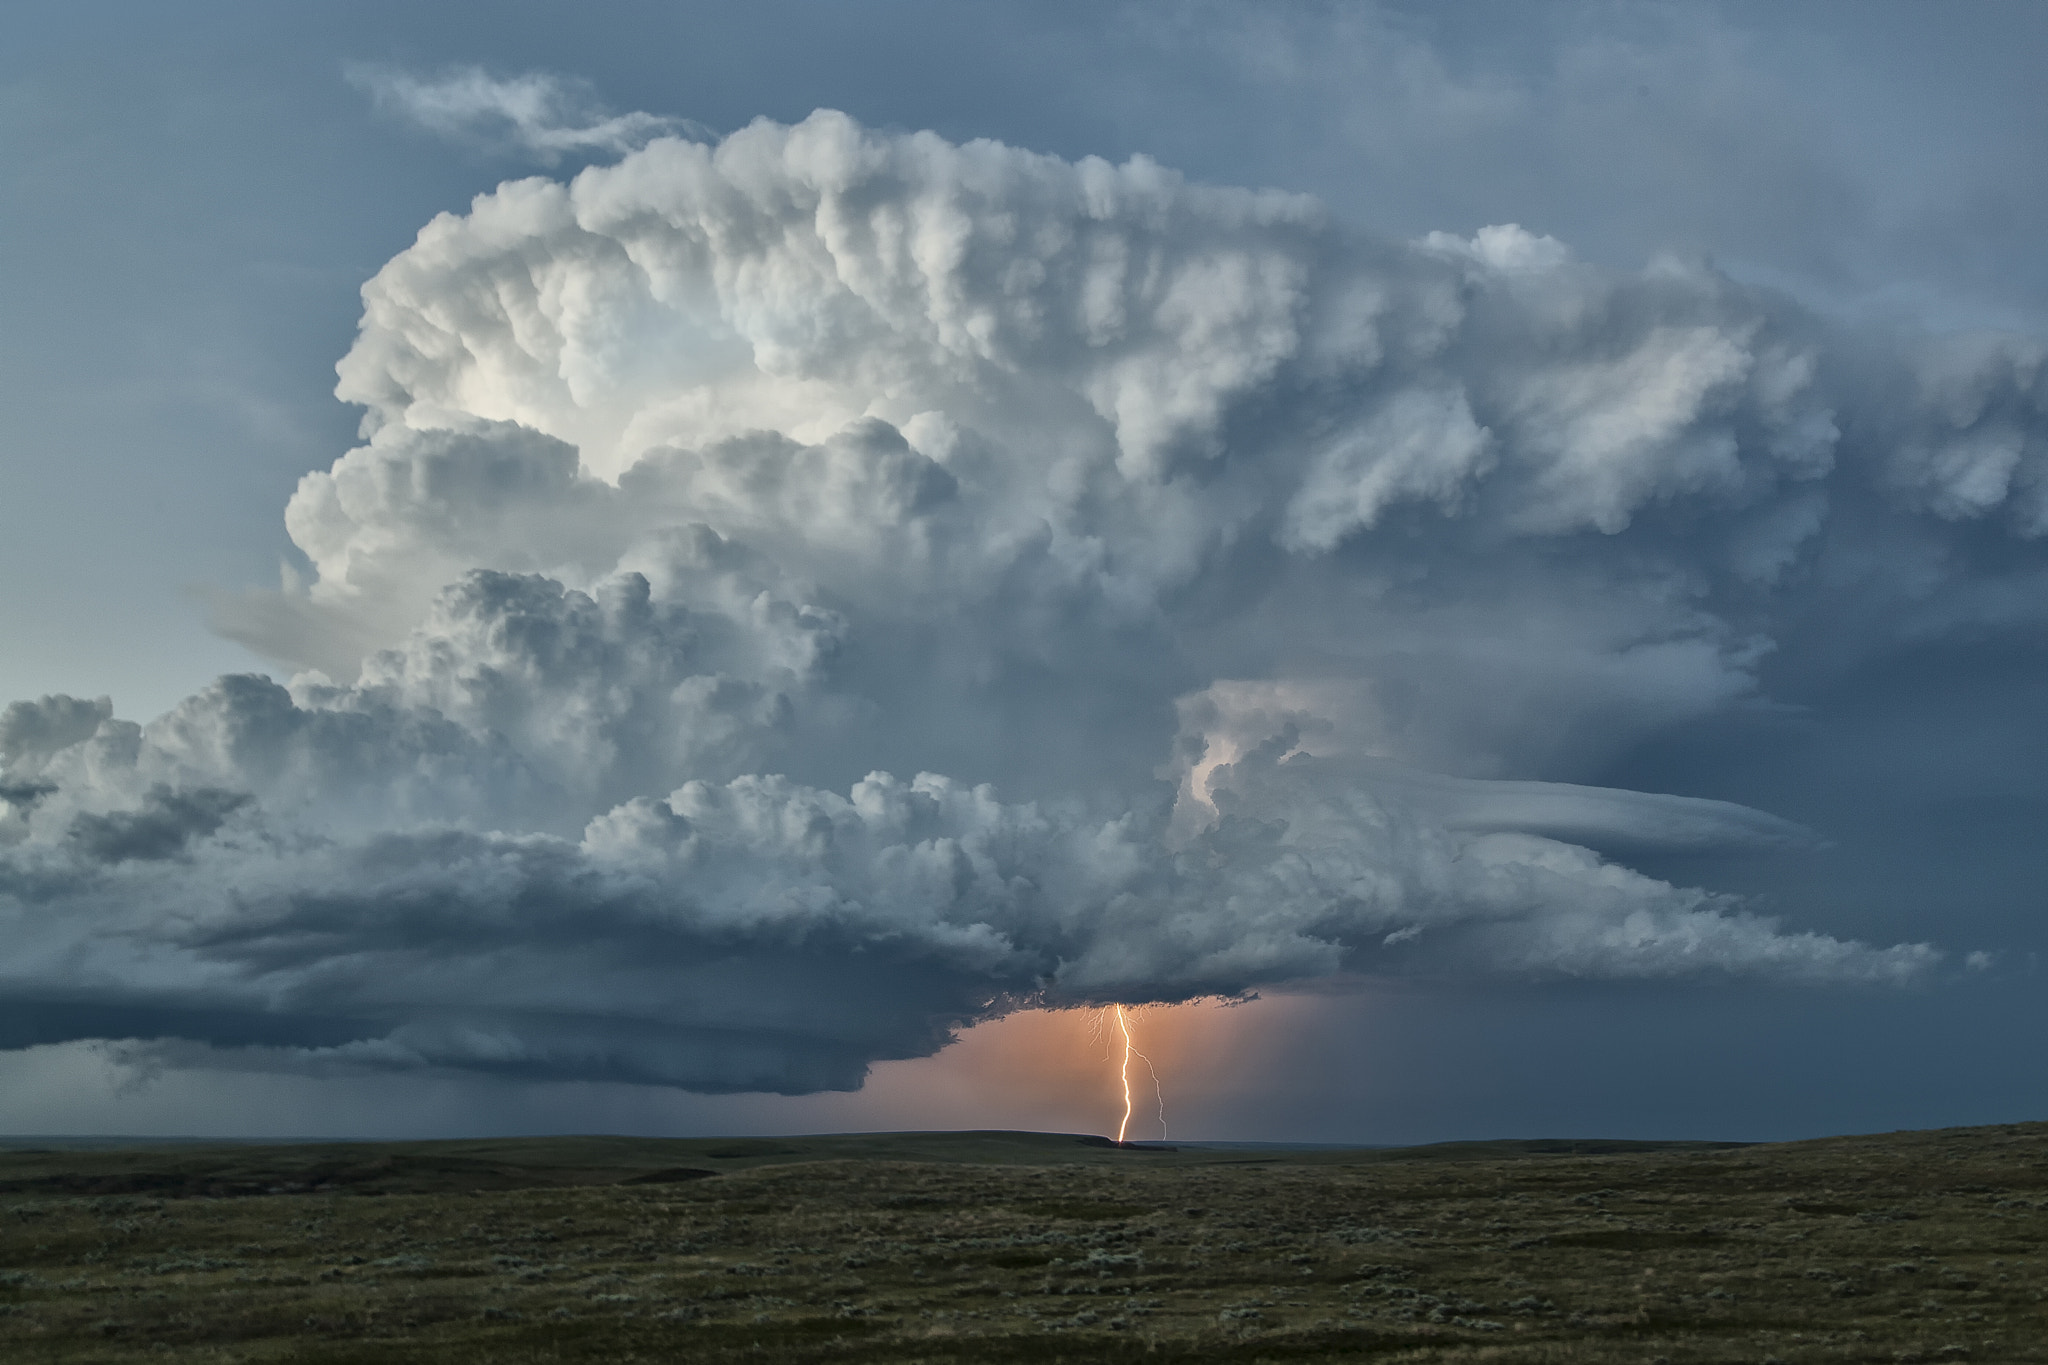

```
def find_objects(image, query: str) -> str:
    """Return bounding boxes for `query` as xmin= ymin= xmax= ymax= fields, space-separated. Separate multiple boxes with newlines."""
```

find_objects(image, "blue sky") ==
xmin=3 ymin=1 xmax=2047 ymax=1142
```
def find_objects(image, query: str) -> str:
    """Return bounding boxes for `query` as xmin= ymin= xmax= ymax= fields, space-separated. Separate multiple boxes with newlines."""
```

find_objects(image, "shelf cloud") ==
xmin=8 ymin=108 xmax=2036 ymax=1091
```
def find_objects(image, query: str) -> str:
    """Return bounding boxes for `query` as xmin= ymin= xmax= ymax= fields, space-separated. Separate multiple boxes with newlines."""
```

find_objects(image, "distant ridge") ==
xmin=0 ymin=1127 xmax=1771 ymax=1199
xmin=0 ymin=1135 xmax=342 ymax=1151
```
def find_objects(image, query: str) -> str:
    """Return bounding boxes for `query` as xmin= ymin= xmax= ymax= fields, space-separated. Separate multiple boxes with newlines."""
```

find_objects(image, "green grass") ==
xmin=1 ymin=1122 xmax=2042 ymax=1361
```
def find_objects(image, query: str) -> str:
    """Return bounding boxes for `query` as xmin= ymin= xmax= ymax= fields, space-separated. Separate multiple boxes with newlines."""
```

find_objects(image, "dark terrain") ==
xmin=1 ymin=1122 xmax=2043 ymax=1362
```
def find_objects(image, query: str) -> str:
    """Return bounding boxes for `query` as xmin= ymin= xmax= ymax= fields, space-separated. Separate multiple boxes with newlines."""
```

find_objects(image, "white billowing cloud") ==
xmin=1882 ymin=331 xmax=2048 ymax=532
xmin=10 ymin=108 xmax=2038 ymax=1092
xmin=1281 ymin=385 xmax=1494 ymax=552
xmin=347 ymin=65 xmax=705 ymax=163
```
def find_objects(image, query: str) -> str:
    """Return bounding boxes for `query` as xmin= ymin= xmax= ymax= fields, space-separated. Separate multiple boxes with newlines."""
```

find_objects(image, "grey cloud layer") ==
xmin=8 ymin=110 xmax=2032 ymax=1090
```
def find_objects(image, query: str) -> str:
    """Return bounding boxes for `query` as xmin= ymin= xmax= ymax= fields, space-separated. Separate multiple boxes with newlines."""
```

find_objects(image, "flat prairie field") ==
xmin=1 ymin=1123 xmax=2044 ymax=1363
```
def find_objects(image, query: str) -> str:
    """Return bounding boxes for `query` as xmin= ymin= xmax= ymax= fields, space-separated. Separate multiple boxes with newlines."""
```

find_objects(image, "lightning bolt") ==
xmin=1109 ymin=1004 xmax=1166 ymax=1144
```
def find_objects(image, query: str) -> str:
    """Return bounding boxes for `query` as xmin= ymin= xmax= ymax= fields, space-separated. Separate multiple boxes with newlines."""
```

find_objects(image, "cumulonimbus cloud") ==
xmin=8 ymin=108 xmax=2039 ymax=1091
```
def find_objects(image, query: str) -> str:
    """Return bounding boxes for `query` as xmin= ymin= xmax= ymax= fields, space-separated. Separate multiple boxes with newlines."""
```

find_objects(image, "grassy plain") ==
xmin=1 ymin=1122 xmax=2044 ymax=1362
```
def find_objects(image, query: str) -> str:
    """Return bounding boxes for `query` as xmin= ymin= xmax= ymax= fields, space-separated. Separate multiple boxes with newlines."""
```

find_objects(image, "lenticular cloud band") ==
xmin=8 ymin=109 xmax=2036 ymax=1091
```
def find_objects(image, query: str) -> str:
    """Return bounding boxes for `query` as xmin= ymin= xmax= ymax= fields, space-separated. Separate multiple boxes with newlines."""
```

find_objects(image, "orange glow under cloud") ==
xmin=710 ymin=993 xmax=1344 ymax=1141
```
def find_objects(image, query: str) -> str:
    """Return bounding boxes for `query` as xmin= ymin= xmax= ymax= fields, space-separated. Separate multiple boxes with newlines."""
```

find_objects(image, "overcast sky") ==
xmin=3 ymin=0 xmax=2047 ymax=1144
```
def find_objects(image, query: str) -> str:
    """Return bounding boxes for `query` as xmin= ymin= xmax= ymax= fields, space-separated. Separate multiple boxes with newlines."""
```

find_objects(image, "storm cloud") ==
xmin=5 ymin=108 xmax=2037 ymax=1092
